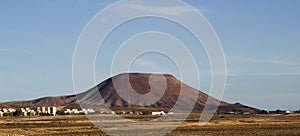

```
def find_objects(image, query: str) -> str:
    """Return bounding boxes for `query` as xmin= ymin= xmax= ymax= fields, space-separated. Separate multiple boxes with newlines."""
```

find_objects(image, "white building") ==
xmin=167 ymin=112 xmax=174 ymax=115
xmin=82 ymin=109 xmax=95 ymax=114
xmin=24 ymin=111 xmax=28 ymax=116
xmin=8 ymin=108 xmax=16 ymax=113
xmin=47 ymin=107 xmax=57 ymax=116
xmin=42 ymin=107 xmax=46 ymax=114
xmin=151 ymin=111 xmax=166 ymax=115
xmin=0 ymin=108 xmax=17 ymax=117
xmin=52 ymin=107 xmax=57 ymax=116
xmin=36 ymin=107 xmax=41 ymax=114
xmin=64 ymin=108 xmax=79 ymax=114
xmin=20 ymin=107 xmax=36 ymax=116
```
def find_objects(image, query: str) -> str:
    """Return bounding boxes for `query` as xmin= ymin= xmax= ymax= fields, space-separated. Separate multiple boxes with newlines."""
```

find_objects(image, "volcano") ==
xmin=0 ymin=73 xmax=259 ymax=113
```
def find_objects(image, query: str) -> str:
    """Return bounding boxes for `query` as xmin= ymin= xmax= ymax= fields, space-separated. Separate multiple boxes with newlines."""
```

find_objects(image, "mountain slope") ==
xmin=0 ymin=73 xmax=259 ymax=113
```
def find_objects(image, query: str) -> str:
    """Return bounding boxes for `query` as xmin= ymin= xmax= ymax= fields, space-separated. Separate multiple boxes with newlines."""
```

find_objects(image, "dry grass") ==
xmin=0 ymin=114 xmax=300 ymax=136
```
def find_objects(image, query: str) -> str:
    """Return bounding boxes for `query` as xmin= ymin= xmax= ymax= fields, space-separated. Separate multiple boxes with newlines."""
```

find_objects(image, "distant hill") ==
xmin=0 ymin=73 xmax=259 ymax=113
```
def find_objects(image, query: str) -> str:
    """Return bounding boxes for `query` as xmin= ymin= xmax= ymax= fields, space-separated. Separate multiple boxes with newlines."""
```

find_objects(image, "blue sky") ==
xmin=0 ymin=0 xmax=299 ymax=110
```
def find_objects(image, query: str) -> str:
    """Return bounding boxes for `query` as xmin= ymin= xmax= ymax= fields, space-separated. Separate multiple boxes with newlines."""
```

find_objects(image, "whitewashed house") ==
xmin=23 ymin=111 xmax=28 ymax=116
xmin=64 ymin=109 xmax=71 ymax=114
xmin=82 ymin=109 xmax=95 ymax=114
xmin=64 ymin=108 xmax=83 ymax=114
xmin=8 ymin=108 xmax=15 ymax=113
xmin=167 ymin=112 xmax=174 ymax=115
xmin=47 ymin=107 xmax=57 ymax=116
xmin=42 ymin=107 xmax=46 ymax=114
xmin=36 ymin=107 xmax=41 ymax=114
xmin=151 ymin=111 xmax=166 ymax=115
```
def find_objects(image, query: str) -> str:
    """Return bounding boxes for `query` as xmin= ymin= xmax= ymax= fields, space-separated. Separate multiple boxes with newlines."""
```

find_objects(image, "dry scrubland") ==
xmin=0 ymin=114 xmax=300 ymax=136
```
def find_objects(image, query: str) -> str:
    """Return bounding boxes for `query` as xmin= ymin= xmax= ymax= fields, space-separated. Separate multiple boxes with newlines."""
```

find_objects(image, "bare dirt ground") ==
xmin=1 ymin=114 xmax=300 ymax=136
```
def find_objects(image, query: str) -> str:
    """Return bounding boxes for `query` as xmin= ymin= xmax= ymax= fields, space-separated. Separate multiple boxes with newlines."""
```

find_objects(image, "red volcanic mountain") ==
xmin=0 ymin=73 xmax=259 ymax=113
